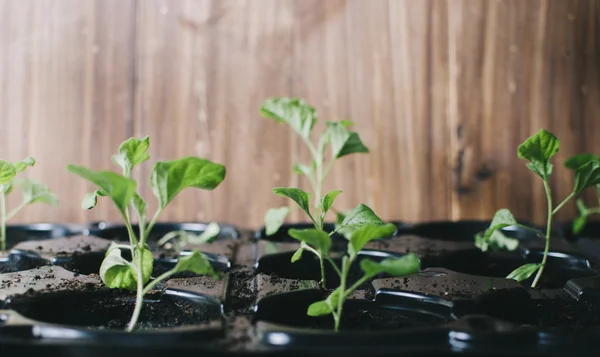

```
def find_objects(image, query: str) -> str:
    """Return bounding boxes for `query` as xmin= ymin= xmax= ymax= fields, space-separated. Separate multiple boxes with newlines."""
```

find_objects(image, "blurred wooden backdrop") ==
xmin=0 ymin=0 xmax=598 ymax=229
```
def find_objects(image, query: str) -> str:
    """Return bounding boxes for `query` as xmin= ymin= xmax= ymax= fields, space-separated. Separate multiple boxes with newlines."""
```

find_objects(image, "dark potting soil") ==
xmin=225 ymin=267 xmax=257 ymax=315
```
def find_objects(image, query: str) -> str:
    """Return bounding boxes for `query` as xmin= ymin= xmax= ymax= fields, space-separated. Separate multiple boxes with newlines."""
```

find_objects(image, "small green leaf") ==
xmin=260 ymin=97 xmax=317 ymax=140
xmin=288 ymin=228 xmax=331 ymax=256
xmin=173 ymin=251 xmax=218 ymax=278
xmin=186 ymin=223 xmax=221 ymax=245
xmin=81 ymin=189 xmax=106 ymax=210
xmin=307 ymin=287 xmax=341 ymax=317
xmin=573 ymin=160 xmax=600 ymax=194
xmin=360 ymin=253 xmax=421 ymax=278
xmin=16 ymin=178 xmax=58 ymax=206
xmin=325 ymin=121 xmax=369 ymax=159
xmin=340 ymin=204 xmax=384 ymax=228
xmin=348 ymin=223 xmax=397 ymax=257
xmin=150 ymin=157 xmax=226 ymax=209
xmin=506 ymin=263 xmax=541 ymax=282
xmin=14 ymin=157 xmax=35 ymax=172
xmin=100 ymin=248 xmax=153 ymax=290
xmin=517 ymin=129 xmax=559 ymax=179
xmin=565 ymin=153 xmax=598 ymax=170
xmin=340 ymin=120 xmax=354 ymax=128
xmin=291 ymin=247 xmax=304 ymax=263
xmin=112 ymin=136 xmax=150 ymax=175
xmin=476 ymin=230 xmax=519 ymax=252
xmin=132 ymin=193 xmax=147 ymax=222
xmin=573 ymin=214 xmax=588 ymax=235
xmin=272 ymin=188 xmax=311 ymax=218
xmin=334 ymin=210 xmax=354 ymax=240
xmin=67 ymin=165 xmax=137 ymax=217
xmin=480 ymin=209 xmax=518 ymax=244
xmin=265 ymin=206 xmax=291 ymax=236
xmin=320 ymin=190 xmax=342 ymax=217
xmin=0 ymin=161 xmax=16 ymax=184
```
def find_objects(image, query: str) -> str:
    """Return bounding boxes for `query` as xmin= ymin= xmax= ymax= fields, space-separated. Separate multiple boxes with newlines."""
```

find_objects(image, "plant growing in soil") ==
xmin=0 ymin=157 xmax=58 ymax=251
xmin=67 ymin=136 xmax=226 ymax=331
xmin=286 ymin=211 xmax=420 ymax=331
xmin=475 ymin=129 xmax=600 ymax=288
xmin=260 ymin=97 xmax=370 ymax=287
xmin=157 ymin=222 xmax=221 ymax=252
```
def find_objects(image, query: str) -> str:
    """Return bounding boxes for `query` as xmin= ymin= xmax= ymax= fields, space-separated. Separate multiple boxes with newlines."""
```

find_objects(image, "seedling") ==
xmin=284 ymin=206 xmax=420 ymax=331
xmin=261 ymin=97 xmax=369 ymax=287
xmin=0 ymin=158 xmax=58 ymax=251
xmin=475 ymin=129 xmax=600 ymax=288
xmin=67 ymin=136 xmax=226 ymax=331
xmin=157 ymin=222 xmax=221 ymax=252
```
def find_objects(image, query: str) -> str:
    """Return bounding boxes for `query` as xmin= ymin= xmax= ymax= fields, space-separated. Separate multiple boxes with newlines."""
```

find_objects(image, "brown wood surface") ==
xmin=0 ymin=0 xmax=598 ymax=229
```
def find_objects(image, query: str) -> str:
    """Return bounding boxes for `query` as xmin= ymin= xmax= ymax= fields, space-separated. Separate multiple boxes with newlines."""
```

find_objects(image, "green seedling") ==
xmin=564 ymin=153 xmax=600 ymax=235
xmin=261 ymin=97 xmax=369 ymax=287
xmin=67 ymin=136 xmax=226 ymax=331
xmin=0 ymin=158 xmax=58 ymax=251
xmin=286 ymin=214 xmax=420 ymax=331
xmin=157 ymin=222 xmax=221 ymax=252
xmin=475 ymin=129 xmax=600 ymax=288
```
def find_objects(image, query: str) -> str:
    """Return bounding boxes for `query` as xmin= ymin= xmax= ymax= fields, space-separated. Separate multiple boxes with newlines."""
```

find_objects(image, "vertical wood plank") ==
xmin=0 ymin=0 xmax=135 ymax=223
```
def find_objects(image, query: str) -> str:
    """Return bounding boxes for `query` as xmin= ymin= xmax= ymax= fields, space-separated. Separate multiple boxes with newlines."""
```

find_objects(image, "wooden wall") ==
xmin=0 ymin=0 xmax=598 ymax=229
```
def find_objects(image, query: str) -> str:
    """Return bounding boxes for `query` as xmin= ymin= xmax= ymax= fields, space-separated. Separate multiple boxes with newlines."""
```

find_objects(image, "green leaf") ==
xmin=272 ymin=188 xmax=311 ymax=218
xmin=307 ymin=287 xmax=341 ymax=317
xmin=506 ymin=263 xmax=541 ymax=282
xmin=348 ymin=223 xmax=397 ymax=257
xmin=132 ymin=193 xmax=147 ymax=222
xmin=288 ymin=228 xmax=331 ymax=256
xmin=0 ymin=161 xmax=16 ymax=184
xmin=340 ymin=204 xmax=384 ymax=228
xmin=340 ymin=120 xmax=354 ymax=128
xmin=291 ymin=247 xmax=304 ymax=263
xmin=14 ymin=157 xmax=35 ymax=172
xmin=517 ymin=129 xmax=559 ymax=179
xmin=15 ymin=178 xmax=58 ymax=206
xmin=565 ymin=153 xmax=598 ymax=170
xmin=573 ymin=160 xmax=600 ymax=194
xmin=81 ymin=189 xmax=106 ymax=210
xmin=265 ymin=206 xmax=290 ymax=236
xmin=67 ymin=164 xmax=137 ymax=217
xmin=150 ymin=157 xmax=226 ymax=209
xmin=173 ymin=251 xmax=218 ymax=278
xmin=260 ymin=97 xmax=317 ymax=139
xmin=320 ymin=190 xmax=342 ymax=217
xmin=325 ymin=121 xmax=369 ymax=159
xmin=293 ymin=163 xmax=312 ymax=176
xmin=360 ymin=253 xmax=421 ymax=278
xmin=573 ymin=214 xmax=588 ymax=235
xmin=100 ymin=247 xmax=153 ymax=290
xmin=112 ymin=136 xmax=150 ymax=175
xmin=478 ymin=209 xmax=518 ymax=247
xmin=334 ymin=210 xmax=354 ymax=240
xmin=475 ymin=230 xmax=519 ymax=252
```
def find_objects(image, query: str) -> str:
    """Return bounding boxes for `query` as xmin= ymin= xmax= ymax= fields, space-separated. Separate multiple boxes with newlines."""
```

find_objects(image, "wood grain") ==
xmin=0 ymin=0 xmax=598 ymax=229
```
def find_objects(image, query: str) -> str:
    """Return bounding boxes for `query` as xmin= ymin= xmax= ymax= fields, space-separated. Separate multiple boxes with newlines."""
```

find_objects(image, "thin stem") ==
xmin=319 ymin=253 xmax=326 ymax=289
xmin=323 ymin=158 xmax=335 ymax=181
xmin=142 ymin=270 xmax=176 ymax=295
xmin=0 ymin=192 xmax=6 ymax=251
xmin=124 ymin=221 xmax=138 ymax=256
xmin=5 ymin=201 xmax=27 ymax=221
xmin=334 ymin=256 xmax=348 ymax=332
xmin=126 ymin=259 xmax=145 ymax=332
xmin=325 ymin=256 xmax=342 ymax=277
xmin=344 ymin=274 xmax=372 ymax=298
xmin=586 ymin=208 xmax=600 ymax=215
xmin=145 ymin=208 xmax=163 ymax=239
xmin=532 ymin=180 xmax=553 ymax=288
xmin=552 ymin=192 xmax=575 ymax=215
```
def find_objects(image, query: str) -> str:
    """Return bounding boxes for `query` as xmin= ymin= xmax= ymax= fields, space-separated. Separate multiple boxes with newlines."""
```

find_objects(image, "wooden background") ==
xmin=0 ymin=0 xmax=598 ymax=229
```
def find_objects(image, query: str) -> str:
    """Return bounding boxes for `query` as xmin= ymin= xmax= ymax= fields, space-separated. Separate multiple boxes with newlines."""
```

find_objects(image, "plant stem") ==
xmin=344 ymin=275 xmax=372 ymax=298
xmin=0 ymin=192 xmax=6 ymax=251
xmin=552 ymin=192 xmax=575 ymax=215
xmin=532 ymin=180 xmax=553 ymax=288
xmin=325 ymin=256 xmax=342 ymax=277
xmin=126 ymin=259 xmax=145 ymax=332
xmin=145 ymin=208 xmax=163 ymax=239
xmin=142 ymin=270 xmax=175 ymax=295
xmin=319 ymin=253 xmax=326 ymax=289
xmin=5 ymin=201 xmax=27 ymax=221
xmin=334 ymin=256 xmax=348 ymax=332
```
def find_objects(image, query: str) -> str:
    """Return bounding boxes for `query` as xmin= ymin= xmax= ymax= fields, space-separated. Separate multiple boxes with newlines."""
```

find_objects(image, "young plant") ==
xmin=564 ymin=153 xmax=600 ymax=234
xmin=157 ymin=222 xmax=221 ymax=252
xmin=475 ymin=129 xmax=600 ymax=288
xmin=287 ymin=217 xmax=420 ymax=332
xmin=261 ymin=97 xmax=369 ymax=287
xmin=0 ymin=158 xmax=58 ymax=251
xmin=67 ymin=136 xmax=226 ymax=331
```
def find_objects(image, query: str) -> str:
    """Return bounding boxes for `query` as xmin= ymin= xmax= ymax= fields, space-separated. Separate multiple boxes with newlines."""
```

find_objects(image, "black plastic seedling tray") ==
xmin=2 ymin=220 xmax=600 ymax=356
